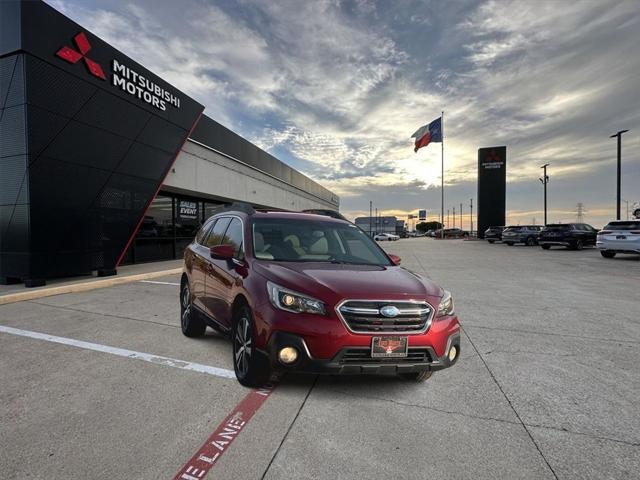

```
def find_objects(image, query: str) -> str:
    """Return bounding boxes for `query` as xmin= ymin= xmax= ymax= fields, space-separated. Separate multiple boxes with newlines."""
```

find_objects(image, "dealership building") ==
xmin=0 ymin=0 xmax=338 ymax=287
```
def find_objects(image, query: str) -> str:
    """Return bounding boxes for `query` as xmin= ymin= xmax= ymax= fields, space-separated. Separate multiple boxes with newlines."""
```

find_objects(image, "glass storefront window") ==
xmin=121 ymin=194 xmax=230 ymax=264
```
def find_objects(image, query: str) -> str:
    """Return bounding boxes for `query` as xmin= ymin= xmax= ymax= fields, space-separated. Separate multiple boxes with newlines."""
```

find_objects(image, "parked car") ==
xmin=501 ymin=225 xmax=543 ymax=246
xmin=596 ymin=220 xmax=640 ymax=258
xmin=484 ymin=226 xmax=505 ymax=243
xmin=538 ymin=223 xmax=598 ymax=250
xmin=374 ymin=233 xmax=400 ymax=241
xmin=433 ymin=228 xmax=469 ymax=239
xmin=181 ymin=205 xmax=461 ymax=386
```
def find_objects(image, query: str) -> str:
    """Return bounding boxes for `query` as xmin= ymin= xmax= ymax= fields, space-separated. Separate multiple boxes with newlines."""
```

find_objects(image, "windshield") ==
xmin=252 ymin=218 xmax=392 ymax=265
xmin=504 ymin=226 xmax=522 ymax=232
xmin=604 ymin=221 xmax=640 ymax=231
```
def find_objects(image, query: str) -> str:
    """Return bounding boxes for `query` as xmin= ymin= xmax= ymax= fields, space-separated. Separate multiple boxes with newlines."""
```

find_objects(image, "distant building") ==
xmin=355 ymin=216 xmax=405 ymax=236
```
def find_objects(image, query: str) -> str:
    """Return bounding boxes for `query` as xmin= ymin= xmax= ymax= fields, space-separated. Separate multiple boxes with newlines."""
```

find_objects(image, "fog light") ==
xmin=278 ymin=347 xmax=299 ymax=364
xmin=448 ymin=345 xmax=458 ymax=362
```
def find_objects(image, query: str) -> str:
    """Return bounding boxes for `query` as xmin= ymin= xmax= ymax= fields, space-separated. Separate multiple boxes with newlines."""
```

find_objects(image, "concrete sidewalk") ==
xmin=0 ymin=260 xmax=183 ymax=305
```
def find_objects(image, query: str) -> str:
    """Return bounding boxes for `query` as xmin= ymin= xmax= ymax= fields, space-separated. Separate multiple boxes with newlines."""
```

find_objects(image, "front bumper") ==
xmin=264 ymin=330 xmax=461 ymax=375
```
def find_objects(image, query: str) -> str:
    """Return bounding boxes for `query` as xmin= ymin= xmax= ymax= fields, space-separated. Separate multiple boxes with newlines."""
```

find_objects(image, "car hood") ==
xmin=253 ymin=261 xmax=443 ymax=302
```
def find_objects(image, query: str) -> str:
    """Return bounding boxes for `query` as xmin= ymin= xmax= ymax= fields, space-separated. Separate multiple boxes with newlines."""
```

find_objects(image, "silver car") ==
xmin=596 ymin=220 xmax=640 ymax=258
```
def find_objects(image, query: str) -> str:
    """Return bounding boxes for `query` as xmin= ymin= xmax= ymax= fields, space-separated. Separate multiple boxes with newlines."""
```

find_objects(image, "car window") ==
xmin=604 ymin=221 xmax=640 ymax=230
xmin=195 ymin=220 xmax=213 ymax=245
xmin=222 ymin=217 xmax=244 ymax=259
xmin=204 ymin=217 xmax=231 ymax=247
xmin=252 ymin=218 xmax=391 ymax=266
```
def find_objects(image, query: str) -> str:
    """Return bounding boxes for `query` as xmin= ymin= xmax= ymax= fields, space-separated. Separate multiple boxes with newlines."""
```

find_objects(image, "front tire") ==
xmin=505 ymin=242 xmax=514 ymax=246
xmin=573 ymin=239 xmax=584 ymax=250
xmin=601 ymin=250 xmax=616 ymax=258
xmin=541 ymin=244 xmax=551 ymax=250
xmin=232 ymin=305 xmax=270 ymax=387
xmin=488 ymin=240 xmax=495 ymax=244
xmin=400 ymin=370 xmax=433 ymax=382
xmin=526 ymin=237 xmax=536 ymax=246
xmin=181 ymin=281 xmax=206 ymax=337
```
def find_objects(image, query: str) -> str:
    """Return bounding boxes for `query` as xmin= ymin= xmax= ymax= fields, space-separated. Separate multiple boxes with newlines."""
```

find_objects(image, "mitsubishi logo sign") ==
xmin=56 ymin=32 xmax=106 ymax=80
xmin=55 ymin=31 xmax=181 ymax=111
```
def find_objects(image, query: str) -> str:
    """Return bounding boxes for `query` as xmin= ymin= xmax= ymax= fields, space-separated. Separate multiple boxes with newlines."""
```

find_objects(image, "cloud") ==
xmin=47 ymin=0 xmax=640 ymax=228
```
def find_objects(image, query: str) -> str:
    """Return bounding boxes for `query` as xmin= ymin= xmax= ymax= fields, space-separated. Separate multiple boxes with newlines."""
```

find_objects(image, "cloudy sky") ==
xmin=48 ymin=0 xmax=640 ymax=227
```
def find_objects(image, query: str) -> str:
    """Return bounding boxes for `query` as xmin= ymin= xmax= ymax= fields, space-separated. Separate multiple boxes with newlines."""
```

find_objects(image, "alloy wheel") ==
xmin=234 ymin=315 xmax=252 ymax=377
xmin=181 ymin=284 xmax=191 ymax=331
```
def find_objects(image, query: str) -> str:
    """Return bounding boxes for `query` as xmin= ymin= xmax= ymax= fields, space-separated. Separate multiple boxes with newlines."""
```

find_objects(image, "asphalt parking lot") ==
xmin=1 ymin=239 xmax=638 ymax=480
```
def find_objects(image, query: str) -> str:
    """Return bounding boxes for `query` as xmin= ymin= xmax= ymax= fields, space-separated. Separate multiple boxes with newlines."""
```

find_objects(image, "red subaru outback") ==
xmin=181 ymin=204 xmax=460 ymax=386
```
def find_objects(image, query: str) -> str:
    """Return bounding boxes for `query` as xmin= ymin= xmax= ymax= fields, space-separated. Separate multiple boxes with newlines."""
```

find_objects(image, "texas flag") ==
xmin=411 ymin=117 xmax=442 ymax=152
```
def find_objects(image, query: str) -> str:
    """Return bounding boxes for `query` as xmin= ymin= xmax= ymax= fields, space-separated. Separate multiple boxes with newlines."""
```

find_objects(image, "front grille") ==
xmin=337 ymin=300 xmax=432 ymax=333
xmin=338 ymin=348 xmax=432 ymax=365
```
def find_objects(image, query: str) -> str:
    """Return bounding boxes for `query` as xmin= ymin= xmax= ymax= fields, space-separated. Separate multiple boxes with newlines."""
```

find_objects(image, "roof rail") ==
xmin=209 ymin=201 xmax=256 ymax=216
xmin=302 ymin=209 xmax=348 ymax=221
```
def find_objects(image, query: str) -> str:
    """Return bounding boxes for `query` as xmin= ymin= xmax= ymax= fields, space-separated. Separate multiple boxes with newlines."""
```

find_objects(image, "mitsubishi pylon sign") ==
xmin=477 ymin=147 xmax=506 ymax=239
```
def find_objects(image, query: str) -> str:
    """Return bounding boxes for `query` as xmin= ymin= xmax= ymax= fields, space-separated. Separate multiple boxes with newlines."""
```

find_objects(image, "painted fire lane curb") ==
xmin=172 ymin=385 xmax=275 ymax=480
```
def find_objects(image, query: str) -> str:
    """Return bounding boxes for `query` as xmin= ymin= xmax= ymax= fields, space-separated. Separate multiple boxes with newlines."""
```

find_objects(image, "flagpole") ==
xmin=441 ymin=110 xmax=444 ymax=239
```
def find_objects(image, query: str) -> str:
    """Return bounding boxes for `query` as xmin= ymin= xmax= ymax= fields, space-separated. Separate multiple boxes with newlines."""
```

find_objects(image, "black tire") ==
xmin=541 ymin=244 xmax=551 ymax=250
xmin=488 ymin=240 xmax=495 ymax=244
xmin=181 ymin=280 xmax=206 ymax=337
xmin=232 ymin=304 xmax=270 ymax=387
xmin=505 ymin=242 xmax=514 ymax=246
xmin=399 ymin=370 xmax=433 ymax=382
xmin=573 ymin=239 xmax=584 ymax=251
xmin=526 ymin=237 xmax=536 ymax=246
xmin=601 ymin=250 xmax=616 ymax=258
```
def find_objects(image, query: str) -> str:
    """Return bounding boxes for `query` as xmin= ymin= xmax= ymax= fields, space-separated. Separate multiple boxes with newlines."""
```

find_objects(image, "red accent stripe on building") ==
xmin=115 ymin=111 xmax=203 ymax=267
xmin=172 ymin=385 xmax=275 ymax=480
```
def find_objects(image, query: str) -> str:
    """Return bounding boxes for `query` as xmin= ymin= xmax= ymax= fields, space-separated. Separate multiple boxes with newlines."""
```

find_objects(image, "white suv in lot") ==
xmin=597 ymin=220 xmax=640 ymax=258
xmin=374 ymin=233 xmax=400 ymax=241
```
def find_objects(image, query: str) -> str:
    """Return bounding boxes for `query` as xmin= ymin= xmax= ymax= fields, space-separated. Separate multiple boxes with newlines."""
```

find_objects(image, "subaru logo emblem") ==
xmin=380 ymin=305 xmax=400 ymax=318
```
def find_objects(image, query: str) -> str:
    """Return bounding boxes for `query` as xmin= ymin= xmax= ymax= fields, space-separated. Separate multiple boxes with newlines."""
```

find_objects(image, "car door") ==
xmin=574 ymin=224 xmax=589 ymax=244
xmin=189 ymin=219 xmax=216 ymax=314
xmin=211 ymin=217 xmax=247 ymax=327
xmin=584 ymin=224 xmax=598 ymax=245
xmin=201 ymin=216 xmax=231 ymax=322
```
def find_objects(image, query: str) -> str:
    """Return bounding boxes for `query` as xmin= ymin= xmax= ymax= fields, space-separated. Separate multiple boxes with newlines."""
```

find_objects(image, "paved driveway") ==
xmin=1 ymin=239 xmax=638 ymax=479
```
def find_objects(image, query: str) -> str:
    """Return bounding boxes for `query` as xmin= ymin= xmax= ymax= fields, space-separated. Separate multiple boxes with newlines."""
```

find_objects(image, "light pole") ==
xmin=470 ymin=198 xmax=473 ymax=234
xmin=447 ymin=209 xmax=450 ymax=227
xmin=623 ymin=199 xmax=630 ymax=220
xmin=610 ymin=130 xmax=629 ymax=220
xmin=453 ymin=206 xmax=456 ymax=229
xmin=369 ymin=200 xmax=372 ymax=236
xmin=539 ymin=164 xmax=550 ymax=225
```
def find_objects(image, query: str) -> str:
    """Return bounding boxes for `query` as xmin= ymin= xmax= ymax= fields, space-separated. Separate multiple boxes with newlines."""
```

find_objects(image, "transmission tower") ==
xmin=575 ymin=203 xmax=586 ymax=222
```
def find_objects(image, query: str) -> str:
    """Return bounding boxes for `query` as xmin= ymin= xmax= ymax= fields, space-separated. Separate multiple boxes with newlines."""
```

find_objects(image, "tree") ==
xmin=416 ymin=221 xmax=442 ymax=232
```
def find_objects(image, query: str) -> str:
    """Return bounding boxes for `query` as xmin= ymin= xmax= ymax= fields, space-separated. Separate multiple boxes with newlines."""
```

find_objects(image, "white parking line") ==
xmin=140 ymin=280 xmax=181 ymax=286
xmin=0 ymin=325 xmax=235 ymax=379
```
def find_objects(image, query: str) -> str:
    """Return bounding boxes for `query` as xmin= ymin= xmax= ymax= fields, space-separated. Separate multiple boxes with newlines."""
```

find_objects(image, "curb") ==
xmin=0 ymin=268 xmax=183 ymax=306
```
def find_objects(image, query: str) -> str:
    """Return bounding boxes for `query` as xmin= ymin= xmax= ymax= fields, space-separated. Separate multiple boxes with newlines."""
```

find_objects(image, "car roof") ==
xmin=225 ymin=210 xmax=349 ymax=224
xmin=205 ymin=203 xmax=350 ymax=225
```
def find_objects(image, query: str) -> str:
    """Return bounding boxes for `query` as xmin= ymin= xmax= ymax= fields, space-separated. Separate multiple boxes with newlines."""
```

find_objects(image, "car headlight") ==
xmin=267 ymin=281 xmax=326 ymax=315
xmin=437 ymin=290 xmax=454 ymax=317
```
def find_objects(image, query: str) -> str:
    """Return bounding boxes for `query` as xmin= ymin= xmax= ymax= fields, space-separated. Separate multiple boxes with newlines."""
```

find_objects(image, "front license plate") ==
xmin=617 ymin=235 xmax=627 ymax=240
xmin=371 ymin=336 xmax=408 ymax=358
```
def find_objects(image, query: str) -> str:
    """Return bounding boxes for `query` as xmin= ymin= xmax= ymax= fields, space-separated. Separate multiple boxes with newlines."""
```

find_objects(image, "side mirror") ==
xmin=210 ymin=244 xmax=235 ymax=259
xmin=388 ymin=254 xmax=401 ymax=266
